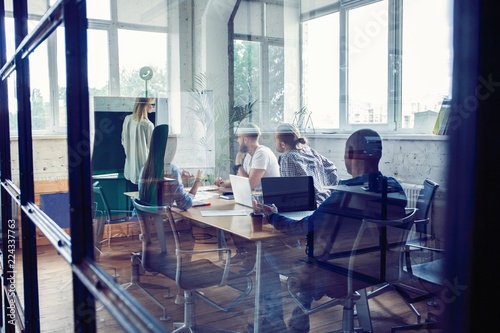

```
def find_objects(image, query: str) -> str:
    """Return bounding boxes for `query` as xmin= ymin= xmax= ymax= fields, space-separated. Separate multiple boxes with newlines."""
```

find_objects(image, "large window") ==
xmin=233 ymin=0 xmax=285 ymax=129
xmin=5 ymin=0 xmax=168 ymax=135
xmin=301 ymin=0 xmax=453 ymax=133
xmin=402 ymin=0 xmax=453 ymax=129
xmin=118 ymin=29 xmax=167 ymax=98
xmin=347 ymin=0 xmax=388 ymax=125
xmin=302 ymin=13 xmax=340 ymax=130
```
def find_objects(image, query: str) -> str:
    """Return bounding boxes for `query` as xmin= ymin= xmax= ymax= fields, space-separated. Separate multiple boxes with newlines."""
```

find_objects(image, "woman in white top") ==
xmin=121 ymin=96 xmax=155 ymax=189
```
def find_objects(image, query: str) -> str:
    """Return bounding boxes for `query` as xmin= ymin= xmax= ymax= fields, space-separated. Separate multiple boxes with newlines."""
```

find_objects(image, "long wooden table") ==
xmin=124 ymin=190 xmax=284 ymax=331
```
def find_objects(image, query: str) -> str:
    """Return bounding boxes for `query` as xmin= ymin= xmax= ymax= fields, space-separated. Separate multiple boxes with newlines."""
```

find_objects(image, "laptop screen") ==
xmin=261 ymin=176 xmax=316 ymax=212
xmin=229 ymin=174 xmax=253 ymax=207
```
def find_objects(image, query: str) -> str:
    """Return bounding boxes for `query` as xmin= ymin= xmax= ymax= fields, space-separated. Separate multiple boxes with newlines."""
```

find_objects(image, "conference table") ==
xmin=124 ymin=189 xmax=284 ymax=332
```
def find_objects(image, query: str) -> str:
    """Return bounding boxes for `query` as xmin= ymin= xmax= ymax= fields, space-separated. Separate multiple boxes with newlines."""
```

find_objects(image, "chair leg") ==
xmin=172 ymin=290 xmax=240 ymax=333
xmin=326 ymin=291 xmax=372 ymax=333
xmin=368 ymin=283 xmax=422 ymax=324
xmin=122 ymin=253 xmax=170 ymax=321
xmin=391 ymin=312 xmax=441 ymax=332
xmin=355 ymin=289 xmax=373 ymax=332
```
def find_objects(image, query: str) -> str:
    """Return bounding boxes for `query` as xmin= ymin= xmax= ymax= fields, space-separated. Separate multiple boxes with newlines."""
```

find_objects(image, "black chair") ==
xmin=133 ymin=199 xmax=253 ymax=332
xmin=281 ymin=208 xmax=417 ymax=332
xmin=389 ymin=180 xmax=443 ymax=332
xmin=391 ymin=243 xmax=444 ymax=332
xmin=407 ymin=178 xmax=440 ymax=243
xmin=367 ymin=178 xmax=440 ymax=323
xmin=93 ymin=181 xmax=134 ymax=254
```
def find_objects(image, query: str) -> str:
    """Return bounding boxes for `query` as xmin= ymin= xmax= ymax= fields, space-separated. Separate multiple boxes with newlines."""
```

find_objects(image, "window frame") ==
xmin=5 ymin=1 xmax=168 ymax=136
xmin=300 ymin=0 xmax=451 ymax=133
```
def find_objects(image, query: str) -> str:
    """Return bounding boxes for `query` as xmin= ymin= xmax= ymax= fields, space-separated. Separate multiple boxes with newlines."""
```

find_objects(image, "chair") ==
xmin=132 ymin=199 xmax=253 ymax=332
xmin=366 ymin=178 xmax=440 ymax=323
xmin=391 ymin=244 xmax=445 ymax=332
xmin=407 ymin=178 xmax=440 ymax=243
xmin=282 ymin=207 xmax=417 ymax=332
xmin=93 ymin=181 xmax=135 ymax=253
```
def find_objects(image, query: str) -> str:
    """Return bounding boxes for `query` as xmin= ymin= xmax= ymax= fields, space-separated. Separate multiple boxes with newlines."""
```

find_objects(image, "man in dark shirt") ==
xmin=252 ymin=129 xmax=407 ymax=333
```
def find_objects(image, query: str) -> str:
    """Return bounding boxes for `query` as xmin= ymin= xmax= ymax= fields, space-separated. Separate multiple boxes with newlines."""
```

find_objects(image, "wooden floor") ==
xmin=14 ymin=226 xmax=443 ymax=333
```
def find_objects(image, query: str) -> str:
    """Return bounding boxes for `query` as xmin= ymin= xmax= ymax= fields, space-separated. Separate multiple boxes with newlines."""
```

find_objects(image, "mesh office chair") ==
xmin=280 ymin=208 xmax=417 ymax=332
xmin=391 ymin=246 xmax=444 ymax=332
xmin=390 ymin=180 xmax=443 ymax=331
xmin=93 ymin=181 xmax=134 ymax=253
xmin=133 ymin=199 xmax=253 ymax=333
xmin=366 ymin=178 xmax=440 ymax=323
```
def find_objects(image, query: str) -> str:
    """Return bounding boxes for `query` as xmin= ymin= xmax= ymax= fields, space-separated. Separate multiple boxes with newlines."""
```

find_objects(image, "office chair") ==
xmin=93 ymin=181 xmax=134 ymax=253
xmin=282 ymin=208 xmax=417 ymax=332
xmin=406 ymin=178 xmax=440 ymax=243
xmin=133 ymin=199 xmax=253 ymax=332
xmin=390 ymin=242 xmax=445 ymax=332
xmin=366 ymin=178 xmax=440 ymax=323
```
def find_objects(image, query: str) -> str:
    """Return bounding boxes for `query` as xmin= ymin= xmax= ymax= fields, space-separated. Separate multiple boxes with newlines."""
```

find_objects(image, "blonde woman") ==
xmin=121 ymin=97 xmax=155 ymax=189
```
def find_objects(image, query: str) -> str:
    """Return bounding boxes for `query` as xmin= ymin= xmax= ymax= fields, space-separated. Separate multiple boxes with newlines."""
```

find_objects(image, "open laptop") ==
xmin=229 ymin=174 xmax=253 ymax=207
xmin=261 ymin=176 xmax=316 ymax=220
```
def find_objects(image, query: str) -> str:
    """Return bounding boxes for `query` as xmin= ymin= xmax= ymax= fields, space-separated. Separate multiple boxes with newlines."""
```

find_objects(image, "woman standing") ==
xmin=121 ymin=96 xmax=155 ymax=190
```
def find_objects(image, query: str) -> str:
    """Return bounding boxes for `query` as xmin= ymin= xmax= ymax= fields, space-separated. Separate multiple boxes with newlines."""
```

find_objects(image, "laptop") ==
xmin=261 ymin=176 xmax=316 ymax=220
xmin=229 ymin=174 xmax=254 ymax=207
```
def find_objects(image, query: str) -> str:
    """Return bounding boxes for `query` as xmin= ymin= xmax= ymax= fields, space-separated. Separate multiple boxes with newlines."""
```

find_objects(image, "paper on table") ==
xmin=200 ymin=209 xmax=248 ymax=217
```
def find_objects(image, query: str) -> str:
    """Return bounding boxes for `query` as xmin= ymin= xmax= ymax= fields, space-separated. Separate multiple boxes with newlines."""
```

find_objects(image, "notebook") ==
xmin=229 ymin=174 xmax=254 ymax=207
xmin=261 ymin=176 xmax=316 ymax=220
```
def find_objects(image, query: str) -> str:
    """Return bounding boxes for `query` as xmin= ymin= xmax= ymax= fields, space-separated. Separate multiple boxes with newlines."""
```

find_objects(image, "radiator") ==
xmin=401 ymin=183 xmax=423 ymax=208
xmin=402 ymin=182 xmax=434 ymax=235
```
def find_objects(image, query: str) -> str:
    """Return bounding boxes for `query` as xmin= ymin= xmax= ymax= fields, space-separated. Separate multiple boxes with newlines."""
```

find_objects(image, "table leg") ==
xmin=253 ymin=240 xmax=262 ymax=332
xmin=217 ymin=229 xmax=227 ymax=261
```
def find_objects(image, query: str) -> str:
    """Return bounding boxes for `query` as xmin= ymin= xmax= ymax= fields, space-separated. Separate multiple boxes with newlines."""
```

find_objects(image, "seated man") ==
xmin=274 ymin=123 xmax=338 ymax=205
xmin=254 ymin=129 xmax=407 ymax=333
xmin=214 ymin=123 xmax=280 ymax=270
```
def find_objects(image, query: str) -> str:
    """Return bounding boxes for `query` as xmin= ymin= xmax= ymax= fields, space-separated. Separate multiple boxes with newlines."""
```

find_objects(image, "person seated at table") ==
xmin=214 ymin=123 xmax=280 ymax=269
xmin=214 ymin=122 xmax=280 ymax=190
xmin=251 ymin=129 xmax=407 ymax=333
xmin=274 ymin=123 xmax=338 ymax=205
xmin=138 ymin=124 xmax=203 ymax=304
xmin=139 ymin=124 xmax=204 ymax=210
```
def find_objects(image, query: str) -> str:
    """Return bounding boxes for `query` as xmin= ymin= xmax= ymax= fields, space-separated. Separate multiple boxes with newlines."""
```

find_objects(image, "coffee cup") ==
xmin=250 ymin=212 xmax=264 ymax=232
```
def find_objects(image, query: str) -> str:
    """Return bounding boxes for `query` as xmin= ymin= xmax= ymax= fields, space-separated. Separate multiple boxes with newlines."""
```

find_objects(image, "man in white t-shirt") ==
xmin=215 ymin=123 xmax=280 ymax=190
xmin=214 ymin=123 xmax=280 ymax=271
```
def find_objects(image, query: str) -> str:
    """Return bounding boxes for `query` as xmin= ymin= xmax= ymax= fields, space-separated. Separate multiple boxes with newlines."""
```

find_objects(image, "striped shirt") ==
xmin=279 ymin=145 xmax=338 ymax=204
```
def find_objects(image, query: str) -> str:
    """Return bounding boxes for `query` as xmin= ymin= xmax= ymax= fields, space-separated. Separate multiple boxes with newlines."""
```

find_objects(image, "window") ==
xmin=347 ymin=0 xmax=388 ymax=125
xmin=234 ymin=40 xmax=261 ymax=110
xmin=402 ymin=0 xmax=453 ymax=129
xmin=300 ymin=0 xmax=453 ymax=133
xmin=87 ymin=29 xmax=110 ymax=96
xmin=302 ymin=13 xmax=340 ymax=130
xmin=117 ymin=29 xmax=167 ymax=98
xmin=233 ymin=0 xmax=285 ymax=128
xmin=5 ymin=1 xmax=168 ymax=135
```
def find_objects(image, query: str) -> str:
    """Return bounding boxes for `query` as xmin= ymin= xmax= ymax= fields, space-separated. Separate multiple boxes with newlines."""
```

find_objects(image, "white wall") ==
xmin=17 ymin=134 xmax=448 ymax=186
xmin=11 ymin=134 xmax=448 ymax=243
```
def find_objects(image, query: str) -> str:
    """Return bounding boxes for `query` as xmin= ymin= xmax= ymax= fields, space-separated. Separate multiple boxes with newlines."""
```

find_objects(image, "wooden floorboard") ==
xmin=14 ymin=228 xmax=443 ymax=332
